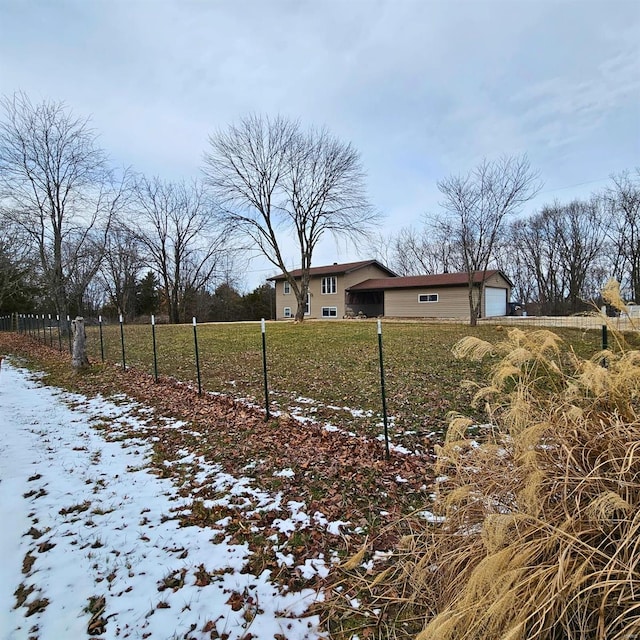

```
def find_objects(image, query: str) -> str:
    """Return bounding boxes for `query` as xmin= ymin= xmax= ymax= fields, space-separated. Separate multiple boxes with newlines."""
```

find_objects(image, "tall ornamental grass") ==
xmin=343 ymin=281 xmax=639 ymax=639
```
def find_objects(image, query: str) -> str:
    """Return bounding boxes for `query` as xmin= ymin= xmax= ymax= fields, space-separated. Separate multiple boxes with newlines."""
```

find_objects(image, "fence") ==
xmin=480 ymin=313 xmax=639 ymax=331
xmin=0 ymin=312 xmax=630 ymax=453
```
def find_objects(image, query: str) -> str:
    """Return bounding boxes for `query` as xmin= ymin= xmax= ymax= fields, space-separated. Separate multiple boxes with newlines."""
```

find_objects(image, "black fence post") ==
xmin=119 ymin=314 xmax=126 ymax=370
xmin=261 ymin=318 xmax=271 ymax=420
xmin=99 ymin=315 xmax=105 ymax=362
xmin=67 ymin=315 xmax=72 ymax=354
xmin=377 ymin=319 xmax=390 ymax=461
xmin=57 ymin=315 xmax=62 ymax=351
xmin=48 ymin=314 xmax=53 ymax=347
xmin=151 ymin=315 xmax=158 ymax=382
xmin=193 ymin=317 xmax=202 ymax=396
xmin=601 ymin=324 xmax=608 ymax=368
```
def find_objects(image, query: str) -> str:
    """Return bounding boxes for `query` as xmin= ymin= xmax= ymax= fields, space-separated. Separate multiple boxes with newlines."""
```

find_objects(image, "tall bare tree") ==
xmin=433 ymin=155 xmax=542 ymax=325
xmin=509 ymin=199 xmax=605 ymax=314
xmin=605 ymin=170 xmax=640 ymax=301
xmin=203 ymin=115 xmax=378 ymax=321
xmin=131 ymin=175 xmax=228 ymax=323
xmin=0 ymin=93 xmax=126 ymax=318
xmin=99 ymin=223 xmax=144 ymax=320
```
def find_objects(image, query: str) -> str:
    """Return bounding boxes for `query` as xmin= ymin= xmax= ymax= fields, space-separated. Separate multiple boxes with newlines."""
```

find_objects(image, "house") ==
xmin=346 ymin=270 xmax=513 ymax=319
xmin=268 ymin=260 xmax=512 ymax=320
xmin=268 ymin=260 xmax=396 ymax=320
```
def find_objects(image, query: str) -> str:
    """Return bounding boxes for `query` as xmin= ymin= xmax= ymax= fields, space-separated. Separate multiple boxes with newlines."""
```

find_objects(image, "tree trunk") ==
xmin=71 ymin=317 xmax=90 ymax=370
xmin=468 ymin=287 xmax=479 ymax=327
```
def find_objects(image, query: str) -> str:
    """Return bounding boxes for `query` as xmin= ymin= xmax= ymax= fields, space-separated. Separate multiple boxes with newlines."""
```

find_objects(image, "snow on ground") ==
xmin=0 ymin=361 xmax=327 ymax=640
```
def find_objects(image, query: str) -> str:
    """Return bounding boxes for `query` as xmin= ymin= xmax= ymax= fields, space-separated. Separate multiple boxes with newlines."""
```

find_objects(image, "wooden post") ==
xmin=71 ymin=317 xmax=90 ymax=370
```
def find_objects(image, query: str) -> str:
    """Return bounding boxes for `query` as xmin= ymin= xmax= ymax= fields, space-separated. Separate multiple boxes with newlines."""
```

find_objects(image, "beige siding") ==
xmin=274 ymin=279 xmax=296 ymax=320
xmin=274 ymin=264 xmax=392 ymax=320
xmin=308 ymin=275 xmax=338 ymax=318
xmin=385 ymin=287 xmax=472 ymax=319
xmin=384 ymin=273 xmax=511 ymax=319
xmin=342 ymin=264 xmax=392 ymax=288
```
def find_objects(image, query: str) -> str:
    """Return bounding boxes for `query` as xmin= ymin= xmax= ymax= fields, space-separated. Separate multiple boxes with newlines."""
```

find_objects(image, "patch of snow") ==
xmin=418 ymin=510 xmax=446 ymax=524
xmin=274 ymin=467 xmax=295 ymax=478
xmin=0 ymin=362 xmax=326 ymax=640
xmin=326 ymin=520 xmax=350 ymax=535
xmin=297 ymin=557 xmax=330 ymax=580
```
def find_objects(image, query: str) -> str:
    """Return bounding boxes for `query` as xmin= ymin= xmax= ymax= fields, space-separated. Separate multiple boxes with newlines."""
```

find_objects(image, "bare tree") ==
xmin=64 ymin=229 xmax=105 ymax=316
xmin=131 ymin=175 xmax=229 ymax=324
xmin=509 ymin=199 xmax=606 ymax=314
xmin=433 ymin=155 xmax=542 ymax=325
xmin=553 ymin=199 xmax=606 ymax=310
xmin=604 ymin=170 xmax=640 ymax=301
xmin=99 ymin=223 xmax=144 ymax=320
xmin=370 ymin=226 xmax=463 ymax=276
xmin=203 ymin=115 xmax=378 ymax=321
xmin=0 ymin=93 xmax=126 ymax=318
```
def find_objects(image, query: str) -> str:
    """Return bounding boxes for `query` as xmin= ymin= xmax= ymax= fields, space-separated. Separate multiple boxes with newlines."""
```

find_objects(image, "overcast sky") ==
xmin=1 ymin=0 xmax=639 ymax=290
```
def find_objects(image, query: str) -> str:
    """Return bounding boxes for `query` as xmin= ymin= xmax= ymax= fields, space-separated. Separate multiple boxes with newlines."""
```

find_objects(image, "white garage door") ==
xmin=485 ymin=287 xmax=507 ymax=317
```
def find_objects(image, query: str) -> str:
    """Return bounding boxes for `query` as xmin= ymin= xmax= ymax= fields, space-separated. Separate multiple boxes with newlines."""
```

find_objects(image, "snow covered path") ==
xmin=0 ymin=361 xmax=325 ymax=640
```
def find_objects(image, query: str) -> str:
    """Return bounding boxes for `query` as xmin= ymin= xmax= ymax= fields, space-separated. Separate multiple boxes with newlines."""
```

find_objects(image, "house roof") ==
xmin=267 ymin=259 xmax=396 ymax=281
xmin=346 ymin=270 xmax=513 ymax=291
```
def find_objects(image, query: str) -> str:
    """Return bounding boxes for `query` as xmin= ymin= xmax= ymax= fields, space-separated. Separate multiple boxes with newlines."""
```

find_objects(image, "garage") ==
xmin=484 ymin=286 xmax=507 ymax=317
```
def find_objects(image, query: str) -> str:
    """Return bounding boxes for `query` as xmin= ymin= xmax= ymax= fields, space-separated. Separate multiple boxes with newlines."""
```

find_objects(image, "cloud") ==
xmin=1 ymin=0 xmax=638 ymax=287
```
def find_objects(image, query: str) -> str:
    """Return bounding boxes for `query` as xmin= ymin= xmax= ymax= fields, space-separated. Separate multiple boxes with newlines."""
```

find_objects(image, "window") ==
xmin=321 ymin=276 xmax=337 ymax=294
xmin=283 ymin=307 xmax=292 ymax=318
xmin=322 ymin=306 xmax=338 ymax=318
xmin=283 ymin=281 xmax=291 ymax=294
xmin=418 ymin=293 xmax=439 ymax=303
xmin=305 ymin=292 xmax=310 ymax=315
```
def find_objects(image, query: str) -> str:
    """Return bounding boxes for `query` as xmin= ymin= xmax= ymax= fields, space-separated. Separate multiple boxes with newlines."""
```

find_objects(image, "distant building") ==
xmin=268 ymin=260 xmax=512 ymax=320
xmin=268 ymin=260 xmax=395 ymax=320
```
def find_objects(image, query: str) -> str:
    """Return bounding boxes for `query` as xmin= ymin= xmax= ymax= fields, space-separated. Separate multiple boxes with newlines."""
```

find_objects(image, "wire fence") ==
xmin=1 ymin=310 xmax=631 ymax=452
xmin=1 ymin=312 xmax=399 ymax=454
xmin=480 ymin=313 xmax=639 ymax=332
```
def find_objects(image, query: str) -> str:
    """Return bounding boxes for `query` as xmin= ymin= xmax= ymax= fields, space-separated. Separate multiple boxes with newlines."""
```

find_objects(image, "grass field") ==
xmin=79 ymin=319 xmax=613 ymax=451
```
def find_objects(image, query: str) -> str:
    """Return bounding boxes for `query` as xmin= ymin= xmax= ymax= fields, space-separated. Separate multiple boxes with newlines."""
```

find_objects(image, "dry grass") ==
xmin=331 ymin=316 xmax=640 ymax=639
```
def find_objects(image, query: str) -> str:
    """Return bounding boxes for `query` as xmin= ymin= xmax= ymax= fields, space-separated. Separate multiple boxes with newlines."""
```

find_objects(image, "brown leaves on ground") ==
xmin=0 ymin=332 xmax=436 ymax=576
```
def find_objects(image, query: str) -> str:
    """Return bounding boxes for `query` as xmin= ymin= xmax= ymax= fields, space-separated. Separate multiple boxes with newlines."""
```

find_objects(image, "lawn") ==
xmin=83 ymin=319 xmax=606 ymax=451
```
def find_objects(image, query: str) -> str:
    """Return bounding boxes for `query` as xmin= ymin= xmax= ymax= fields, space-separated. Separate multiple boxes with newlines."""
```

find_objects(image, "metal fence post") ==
xmin=57 ymin=315 xmax=62 ymax=351
xmin=151 ymin=315 xmax=158 ymax=382
xmin=119 ymin=314 xmax=126 ymax=370
xmin=67 ymin=315 xmax=72 ymax=354
xmin=99 ymin=315 xmax=105 ymax=362
xmin=193 ymin=317 xmax=202 ymax=396
xmin=261 ymin=318 xmax=271 ymax=420
xmin=377 ymin=319 xmax=390 ymax=461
